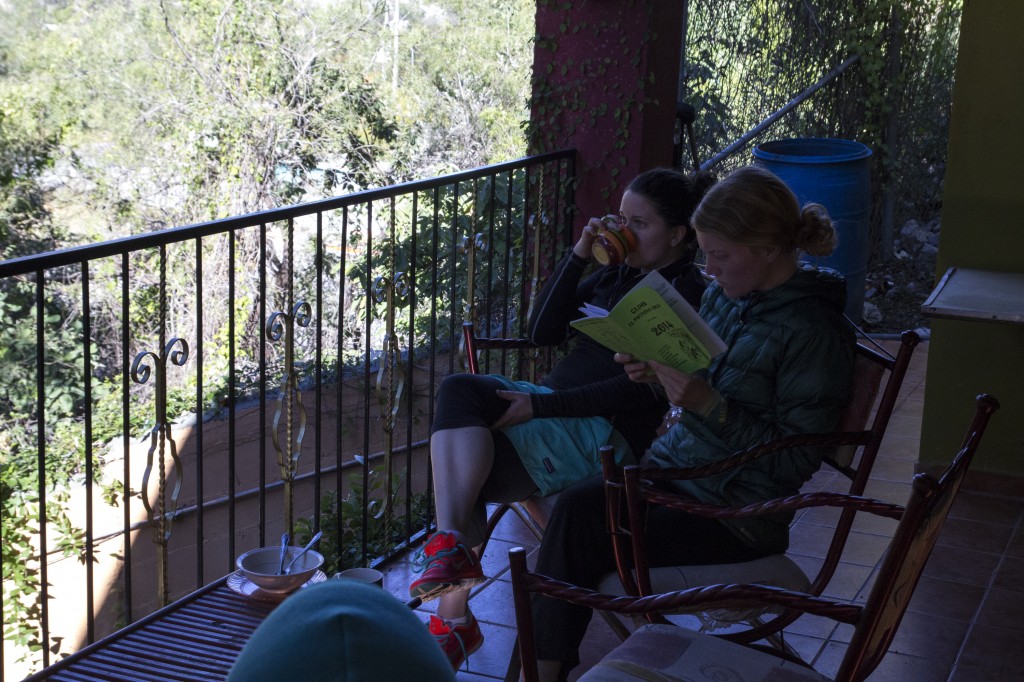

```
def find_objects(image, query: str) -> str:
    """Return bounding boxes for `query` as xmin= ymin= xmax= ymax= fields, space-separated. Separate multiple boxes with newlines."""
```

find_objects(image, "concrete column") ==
xmin=530 ymin=1 xmax=683 ymax=222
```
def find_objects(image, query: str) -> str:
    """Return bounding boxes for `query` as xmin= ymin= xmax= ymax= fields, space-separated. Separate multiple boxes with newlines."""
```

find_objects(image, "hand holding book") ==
xmin=569 ymin=271 xmax=726 ymax=375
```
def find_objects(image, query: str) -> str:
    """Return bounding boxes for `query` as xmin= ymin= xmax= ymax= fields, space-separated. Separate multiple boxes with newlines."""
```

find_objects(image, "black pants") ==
xmin=531 ymin=475 xmax=768 ymax=671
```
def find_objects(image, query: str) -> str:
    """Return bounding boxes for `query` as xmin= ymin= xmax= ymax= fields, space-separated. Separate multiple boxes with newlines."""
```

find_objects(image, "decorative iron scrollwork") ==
xmin=369 ymin=272 xmax=410 ymax=519
xmin=266 ymin=300 xmax=312 ymax=535
xmin=131 ymin=336 xmax=188 ymax=606
xmin=458 ymin=233 xmax=489 ymax=370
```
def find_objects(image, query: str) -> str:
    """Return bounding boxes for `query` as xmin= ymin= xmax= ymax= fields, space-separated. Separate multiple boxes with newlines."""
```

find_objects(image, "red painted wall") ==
xmin=529 ymin=1 xmax=683 ymax=224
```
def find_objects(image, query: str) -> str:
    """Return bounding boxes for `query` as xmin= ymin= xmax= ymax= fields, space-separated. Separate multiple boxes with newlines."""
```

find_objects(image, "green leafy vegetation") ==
xmin=1 ymin=0 xmax=534 ymax=669
xmin=682 ymin=0 xmax=961 ymax=249
xmin=296 ymin=467 xmax=429 ymax=576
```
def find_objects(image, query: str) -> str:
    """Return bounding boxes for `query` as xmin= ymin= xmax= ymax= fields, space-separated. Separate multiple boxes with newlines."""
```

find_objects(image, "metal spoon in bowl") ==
xmin=283 ymin=531 xmax=323 ymax=575
xmin=275 ymin=532 xmax=290 ymax=576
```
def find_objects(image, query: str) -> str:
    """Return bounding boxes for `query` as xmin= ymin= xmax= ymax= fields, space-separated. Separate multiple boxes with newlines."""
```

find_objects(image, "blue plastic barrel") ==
xmin=752 ymin=138 xmax=872 ymax=322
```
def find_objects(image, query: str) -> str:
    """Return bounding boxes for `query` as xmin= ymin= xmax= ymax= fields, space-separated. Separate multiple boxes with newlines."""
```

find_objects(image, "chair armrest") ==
xmin=638 ymin=429 xmax=872 ymax=483
xmin=516 ymin=556 xmax=862 ymax=625
xmin=462 ymin=320 xmax=540 ymax=375
xmin=633 ymin=484 xmax=905 ymax=522
xmin=620 ymin=465 xmax=905 ymax=601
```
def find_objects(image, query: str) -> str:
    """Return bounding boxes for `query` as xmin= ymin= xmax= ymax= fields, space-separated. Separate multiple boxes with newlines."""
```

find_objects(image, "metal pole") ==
xmin=701 ymin=55 xmax=862 ymax=171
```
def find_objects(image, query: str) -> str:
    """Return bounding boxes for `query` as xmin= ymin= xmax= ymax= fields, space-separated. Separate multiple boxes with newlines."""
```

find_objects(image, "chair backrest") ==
xmin=837 ymin=393 xmax=1000 ymax=680
xmin=512 ymin=394 xmax=1000 ymax=682
xmin=811 ymin=330 xmax=919 ymax=596
xmin=462 ymin=320 xmax=552 ymax=381
xmin=832 ymin=330 xmax=920 ymax=475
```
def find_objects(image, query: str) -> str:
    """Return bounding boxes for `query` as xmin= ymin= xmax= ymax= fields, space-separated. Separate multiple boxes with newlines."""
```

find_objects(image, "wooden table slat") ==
xmin=25 ymin=579 xmax=280 ymax=681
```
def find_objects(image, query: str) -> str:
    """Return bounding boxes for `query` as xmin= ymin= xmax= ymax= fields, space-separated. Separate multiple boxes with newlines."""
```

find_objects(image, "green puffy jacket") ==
xmin=643 ymin=265 xmax=855 ymax=554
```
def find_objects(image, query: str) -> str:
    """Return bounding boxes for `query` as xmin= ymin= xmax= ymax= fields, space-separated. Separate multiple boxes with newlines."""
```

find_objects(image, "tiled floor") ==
xmin=384 ymin=340 xmax=1024 ymax=681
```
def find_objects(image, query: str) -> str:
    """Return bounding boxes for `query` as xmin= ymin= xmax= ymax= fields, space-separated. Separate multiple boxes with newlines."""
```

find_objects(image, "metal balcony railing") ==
xmin=0 ymin=150 xmax=576 ymax=679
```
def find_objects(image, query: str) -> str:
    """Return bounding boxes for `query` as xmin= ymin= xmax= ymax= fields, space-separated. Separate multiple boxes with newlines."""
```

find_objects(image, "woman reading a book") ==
xmin=409 ymin=167 xmax=717 ymax=669
xmin=527 ymin=164 xmax=856 ymax=681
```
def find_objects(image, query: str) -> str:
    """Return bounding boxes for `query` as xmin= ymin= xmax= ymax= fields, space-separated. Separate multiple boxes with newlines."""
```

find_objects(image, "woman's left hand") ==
xmin=616 ymin=353 xmax=714 ymax=411
xmin=646 ymin=360 xmax=714 ymax=410
xmin=490 ymin=390 xmax=534 ymax=430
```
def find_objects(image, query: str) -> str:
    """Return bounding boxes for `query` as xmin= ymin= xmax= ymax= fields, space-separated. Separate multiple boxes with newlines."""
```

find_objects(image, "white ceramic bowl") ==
xmin=236 ymin=546 xmax=325 ymax=594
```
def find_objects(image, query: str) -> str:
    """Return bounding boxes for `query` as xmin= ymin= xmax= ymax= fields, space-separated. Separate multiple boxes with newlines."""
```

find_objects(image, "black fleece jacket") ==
xmin=526 ymin=250 xmax=706 ymax=458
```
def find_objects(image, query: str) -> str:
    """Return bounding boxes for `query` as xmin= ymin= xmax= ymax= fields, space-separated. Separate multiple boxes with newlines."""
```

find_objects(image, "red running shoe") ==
xmin=409 ymin=531 xmax=486 ymax=602
xmin=428 ymin=612 xmax=484 ymax=671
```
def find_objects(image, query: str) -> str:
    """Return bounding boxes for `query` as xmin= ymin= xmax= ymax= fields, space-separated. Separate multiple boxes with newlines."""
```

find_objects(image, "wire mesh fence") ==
xmin=684 ymin=0 xmax=960 ymax=269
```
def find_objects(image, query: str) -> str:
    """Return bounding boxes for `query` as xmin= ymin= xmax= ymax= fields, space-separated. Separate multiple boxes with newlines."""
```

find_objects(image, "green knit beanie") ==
xmin=227 ymin=580 xmax=455 ymax=682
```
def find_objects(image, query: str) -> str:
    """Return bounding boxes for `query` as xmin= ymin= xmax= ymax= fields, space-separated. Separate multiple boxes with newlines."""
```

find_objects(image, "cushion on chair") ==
xmin=596 ymin=554 xmax=811 ymax=629
xmin=577 ymin=624 xmax=828 ymax=681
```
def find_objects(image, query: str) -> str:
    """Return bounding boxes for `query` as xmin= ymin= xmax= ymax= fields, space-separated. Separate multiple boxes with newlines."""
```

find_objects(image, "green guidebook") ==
xmin=570 ymin=270 xmax=727 ymax=374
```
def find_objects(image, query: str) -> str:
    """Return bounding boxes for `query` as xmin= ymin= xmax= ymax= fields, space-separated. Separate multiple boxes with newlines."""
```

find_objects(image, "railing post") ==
xmin=131 ymin=337 xmax=189 ymax=607
xmin=458 ymin=232 xmax=488 ymax=370
xmin=266 ymin=301 xmax=311 ymax=536
xmin=370 ymin=272 xmax=410 ymax=518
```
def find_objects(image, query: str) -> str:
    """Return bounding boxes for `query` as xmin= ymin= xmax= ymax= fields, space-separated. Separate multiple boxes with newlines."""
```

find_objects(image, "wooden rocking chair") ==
xmin=597 ymin=331 xmax=923 ymax=647
xmin=511 ymin=394 xmax=1000 ymax=681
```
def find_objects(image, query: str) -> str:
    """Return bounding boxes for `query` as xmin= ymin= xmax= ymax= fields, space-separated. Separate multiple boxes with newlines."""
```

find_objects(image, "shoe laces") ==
xmin=429 ymin=615 xmax=472 ymax=670
xmin=412 ymin=531 xmax=470 ymax=574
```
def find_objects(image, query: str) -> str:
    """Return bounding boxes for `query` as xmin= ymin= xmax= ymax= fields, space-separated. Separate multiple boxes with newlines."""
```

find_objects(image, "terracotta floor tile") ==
xmin=922 ymin=544 xmax=1002 ymax=587
xmin=819 ymin=561 xmax=874 ymax=601
xmin=782 ymin=632 xmax=828 ymax=666
xmin=849 ymin=508 xmax=902 ymax=536
xmin=789 ymin=553 xmax=825 ymax=582
xmin=467 ymin=578 xmax=517 ymax=625
xmin=1006 ymin=526 xmax=1024 ymax=558
xmin=864 ymin=651 xmax=952 ymax=681
xmin=892 ymin=397 xmax=925 ymax=421
xmin=883 ymin=412 xmax=925 ymax=438
xmin=478 ymin=536 xmax=520 ymax=579
xmin=823 ymin=475 xmax=860 ymax=494
xmin=455 ymin=671 xmax=501 ymax=681
xmin=834 ymin=530 xmax=892 ymax=567
xmin=785 ymin=612 xmax=841 ymax=640
xmin=808 ymin=640 xmax=847 ymax=678
xmin=787 ymin=523 xmax=838 ymax=559
xmin=992 ymin=556 xmax=1024 ymax=593
xmin=907 ymin=575 xmax=986 ymax=621
xmin=382 ymin=559 xmax=419 ymax=590
xmin=876 ymin=433 xmax=922 ymax=460
xmin=488 ymin=544 xmax=545 ymax=573
xmin=936 ymin=517 xmax=1015 ymax=554
xmin=950 ymin=490 xmax=1024 ymax=525
xmin=887 ymin=611 xmax=969 ymax=666
xmin=867 ymin=455 xmax=918 ymax=482
xmin=949 ymin=665 xmax=1023 ymax=682
xmin=862 ymin=478 xmax=913 ymax=504
xmin=956 ymin=623 xmax=1024 ymax=677
xmin=798 ymin=468 xmax=840 ymax=495
xmin=489 ymin=507 xmax=546 ymax=546
xmin=795 ymin=504 xmax=842 ymax=528
xmin=975 ymin=587 xmax=1024 ymax=632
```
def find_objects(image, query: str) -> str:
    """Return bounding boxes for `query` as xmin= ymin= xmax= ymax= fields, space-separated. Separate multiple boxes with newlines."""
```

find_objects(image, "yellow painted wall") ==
xmin=922 ymin=0 xmax=1024 ymax=487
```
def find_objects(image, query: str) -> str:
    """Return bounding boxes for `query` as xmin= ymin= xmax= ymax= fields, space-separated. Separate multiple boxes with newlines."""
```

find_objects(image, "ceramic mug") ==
xmin=334 ymin=567 xmax=385 ymax=588
xmin=591 ymin=216 xmax=637 ymax=266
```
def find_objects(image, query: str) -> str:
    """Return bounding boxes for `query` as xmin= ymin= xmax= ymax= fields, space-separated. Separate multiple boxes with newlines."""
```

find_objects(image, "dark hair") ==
xmin=691 ymin=165 xmax=837 ymax=256
xmin=626 ymin=167 xmax=717 ymax=249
